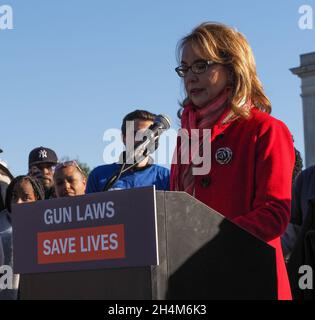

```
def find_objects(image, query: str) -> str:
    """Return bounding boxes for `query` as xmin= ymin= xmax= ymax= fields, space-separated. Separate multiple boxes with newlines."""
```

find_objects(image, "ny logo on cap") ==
xmin=38 ymin=149 xmax=48 ymax=159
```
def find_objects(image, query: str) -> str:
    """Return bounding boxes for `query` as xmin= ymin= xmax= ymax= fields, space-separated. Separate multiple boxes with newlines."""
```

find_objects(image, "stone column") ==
xmin=291 ymin=52 xmax=315 ymax=168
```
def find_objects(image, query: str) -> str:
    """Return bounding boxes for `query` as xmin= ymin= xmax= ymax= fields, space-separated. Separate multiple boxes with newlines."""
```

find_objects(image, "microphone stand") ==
xmin=102 ymin=153 xmax=147 ymax=192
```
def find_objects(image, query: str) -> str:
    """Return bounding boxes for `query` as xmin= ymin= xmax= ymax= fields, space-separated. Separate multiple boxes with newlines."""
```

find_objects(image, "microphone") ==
xmin=103 ymin=115 xmax=171 ymax=191
xmin=125 ymin=114 xmax=171 ymax=165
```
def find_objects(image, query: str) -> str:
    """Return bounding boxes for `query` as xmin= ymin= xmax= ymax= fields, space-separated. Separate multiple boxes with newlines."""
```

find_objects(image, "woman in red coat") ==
xmin=171 ymin=22 xmax=295 ymax=300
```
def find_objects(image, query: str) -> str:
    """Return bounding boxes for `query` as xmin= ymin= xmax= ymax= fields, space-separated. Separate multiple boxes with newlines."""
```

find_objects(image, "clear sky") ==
xmin=0 ymin=0 xmax=314 ymax=175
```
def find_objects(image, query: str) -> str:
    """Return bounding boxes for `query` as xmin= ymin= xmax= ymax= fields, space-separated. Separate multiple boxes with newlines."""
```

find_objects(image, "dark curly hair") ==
xmin=293 ymin=147 xmax=303 ymax=183
xmin=5 ymin=175 xmax=45 ymax=213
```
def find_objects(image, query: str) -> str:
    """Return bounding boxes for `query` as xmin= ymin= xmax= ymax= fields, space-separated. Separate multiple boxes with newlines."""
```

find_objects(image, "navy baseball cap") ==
xmin=28 ymin=146 xmax=58 ymax=167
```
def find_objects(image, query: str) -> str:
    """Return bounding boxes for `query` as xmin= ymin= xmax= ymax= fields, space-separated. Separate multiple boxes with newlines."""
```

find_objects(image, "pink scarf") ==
xmin=171 ymin=88 xmax=230 ymax=195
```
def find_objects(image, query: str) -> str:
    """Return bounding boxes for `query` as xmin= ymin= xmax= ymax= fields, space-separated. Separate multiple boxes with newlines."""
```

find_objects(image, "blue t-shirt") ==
xmin=86 ymin=163 xmax=170 ymax=193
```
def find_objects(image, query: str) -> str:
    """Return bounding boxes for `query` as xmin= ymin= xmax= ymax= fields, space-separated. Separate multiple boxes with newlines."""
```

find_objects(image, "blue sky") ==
xmin=0 ymin=0 xmax=314 ymax=175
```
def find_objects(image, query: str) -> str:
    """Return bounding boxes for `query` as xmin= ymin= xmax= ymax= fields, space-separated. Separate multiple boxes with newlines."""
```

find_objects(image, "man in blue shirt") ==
xmin=86 ymin=110 xmax=170 ymax=193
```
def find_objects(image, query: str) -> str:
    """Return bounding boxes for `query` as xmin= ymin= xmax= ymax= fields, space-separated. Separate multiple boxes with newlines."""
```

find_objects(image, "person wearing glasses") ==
xmin=86 ymin=110 xmax=170 ymax=193
xmin=53 ymin=161 xmax=87 ymax=198
xmin=28 ymin=146 xmax=58 ymax=199
xmin=171 ymin=22 xmax=295 ymax=300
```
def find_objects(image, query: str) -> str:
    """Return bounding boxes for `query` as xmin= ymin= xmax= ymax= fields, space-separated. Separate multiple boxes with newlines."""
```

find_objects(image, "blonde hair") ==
xmin=177 ymin=22 xmax=271 ymax=118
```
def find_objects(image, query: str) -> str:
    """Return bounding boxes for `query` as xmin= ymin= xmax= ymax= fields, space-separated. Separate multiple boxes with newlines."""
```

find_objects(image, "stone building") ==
xmin=291 ymin=52 xmax=315 ymax=168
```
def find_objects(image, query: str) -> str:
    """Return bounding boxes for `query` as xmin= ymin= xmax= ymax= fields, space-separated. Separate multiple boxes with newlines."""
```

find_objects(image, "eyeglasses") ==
xmin=54 ymin=160 xmax=84 ymax=175
xmin=175 ymin=60 xmax=216 ymax=78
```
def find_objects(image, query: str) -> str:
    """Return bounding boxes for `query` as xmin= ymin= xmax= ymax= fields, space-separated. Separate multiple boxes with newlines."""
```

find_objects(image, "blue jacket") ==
xmin=86 ymin=163 xmax=170 ymax=193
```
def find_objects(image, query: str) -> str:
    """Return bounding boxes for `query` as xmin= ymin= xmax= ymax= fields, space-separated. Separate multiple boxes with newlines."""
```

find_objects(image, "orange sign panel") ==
xmin=38 ymin=225 xmax=125 ymax=264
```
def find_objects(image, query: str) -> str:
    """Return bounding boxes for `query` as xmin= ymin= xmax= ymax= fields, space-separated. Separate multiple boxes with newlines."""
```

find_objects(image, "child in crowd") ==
xmin=0 ymin=175 xmax=44 ymax=300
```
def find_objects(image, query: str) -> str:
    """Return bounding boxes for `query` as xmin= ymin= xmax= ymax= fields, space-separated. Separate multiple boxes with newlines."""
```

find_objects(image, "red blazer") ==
xmin=171 ymin=107 xmax=295 ymax=300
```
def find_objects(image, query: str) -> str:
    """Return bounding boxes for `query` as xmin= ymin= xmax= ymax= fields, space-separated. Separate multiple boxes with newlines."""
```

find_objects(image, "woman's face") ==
xmin=54 ymin=165 xmax=86 ymax=198
xmin=182 ymin=44 xmax=229 ymax=108
xmin=11 ymin=179 xmax=37 ymax=205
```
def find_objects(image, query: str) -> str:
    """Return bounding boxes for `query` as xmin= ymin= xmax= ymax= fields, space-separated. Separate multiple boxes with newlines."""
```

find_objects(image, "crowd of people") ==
xmin=1 ymin=21 xmax=314 ymax=300
xmin=0 ymin=109 xmax=170 ymax=299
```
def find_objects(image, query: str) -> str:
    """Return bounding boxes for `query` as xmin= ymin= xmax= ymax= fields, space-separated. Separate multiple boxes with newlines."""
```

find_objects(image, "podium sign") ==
xmin=12 ymin=187 xmax=158 ymax=274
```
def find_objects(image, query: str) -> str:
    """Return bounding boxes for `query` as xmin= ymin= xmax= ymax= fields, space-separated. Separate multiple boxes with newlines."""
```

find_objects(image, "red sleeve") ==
xmin=232 ymin=118 xmax=295 ymax=242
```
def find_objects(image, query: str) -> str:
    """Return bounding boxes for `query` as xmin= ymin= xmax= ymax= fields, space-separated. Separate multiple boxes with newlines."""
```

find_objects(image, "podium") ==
xmin=13 ymin=188 xmax=277 ymax=300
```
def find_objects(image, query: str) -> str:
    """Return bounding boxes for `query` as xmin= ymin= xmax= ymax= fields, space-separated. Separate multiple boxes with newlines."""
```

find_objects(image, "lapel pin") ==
xmin=215 ymin=147 xmax=233 ymax=165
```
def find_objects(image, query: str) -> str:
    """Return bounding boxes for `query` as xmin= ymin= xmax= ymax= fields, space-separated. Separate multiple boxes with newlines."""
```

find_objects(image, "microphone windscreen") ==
xmin=156 ymin=114 xmax=171 ymax=130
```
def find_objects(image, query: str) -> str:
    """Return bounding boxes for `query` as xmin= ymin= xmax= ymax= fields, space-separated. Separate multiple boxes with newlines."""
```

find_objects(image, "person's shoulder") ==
xmin=295 ymin=165 xmax=315 ymax=199
xmin=149 ymin=165 xmax=170 ymax=190
xmin=245 ymin=107 xmax=290 ymax=134
xmin=248 ymin=108 xmax=283 ymax=125
xmin=300 ymin=165 xmax=315 ymax=181
xmin=150 ymin=164 xmax=170 ymax=175
xmin=89 ymin=163 xmax=119 ymax=177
